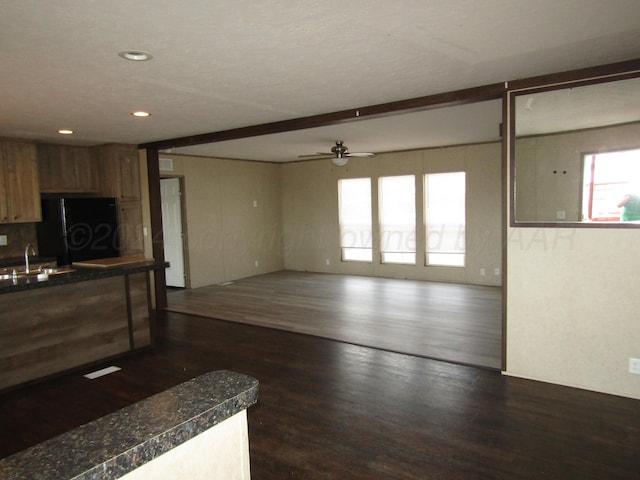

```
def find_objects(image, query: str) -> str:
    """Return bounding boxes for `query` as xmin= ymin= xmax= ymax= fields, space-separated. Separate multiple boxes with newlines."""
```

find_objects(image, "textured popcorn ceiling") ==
xmin=1 ymin=0 xmax=639 ymax=161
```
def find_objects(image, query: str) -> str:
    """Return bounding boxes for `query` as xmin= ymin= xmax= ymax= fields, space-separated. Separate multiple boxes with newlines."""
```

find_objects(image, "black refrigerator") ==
xmin=37 ymin=197 xmax=120 ymax=266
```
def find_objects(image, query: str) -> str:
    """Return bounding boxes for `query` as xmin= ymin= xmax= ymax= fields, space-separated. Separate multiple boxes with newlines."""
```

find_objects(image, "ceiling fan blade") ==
xmin=346 ymin=152 xmax=375 ymax=157
xmin=297 ymin=154 xmax=333 ymax=159
xmin=298 ymin=152 xmax=333 ymax=158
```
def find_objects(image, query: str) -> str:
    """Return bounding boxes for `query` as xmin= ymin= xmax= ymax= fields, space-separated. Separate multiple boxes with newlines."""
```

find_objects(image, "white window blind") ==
xmin=338 ymin=178 xmax=372 ymax=262
xmin=379 ymin=175 xmax=416 ymax=264
xmin=425 ymin=172 xmax=465 ymax=267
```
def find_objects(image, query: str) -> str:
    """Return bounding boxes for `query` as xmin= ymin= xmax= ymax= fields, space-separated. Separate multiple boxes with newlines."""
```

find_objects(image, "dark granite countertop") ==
xmin=0 ymin=370 xmax=259 ymax=480
xmin=0 ymin=260 xmax=168 ymax=295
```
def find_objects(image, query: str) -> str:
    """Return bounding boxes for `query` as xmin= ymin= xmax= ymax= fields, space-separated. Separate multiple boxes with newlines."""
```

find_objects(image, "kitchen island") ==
xmin=0 ymin=257 xmax=168 ymax=391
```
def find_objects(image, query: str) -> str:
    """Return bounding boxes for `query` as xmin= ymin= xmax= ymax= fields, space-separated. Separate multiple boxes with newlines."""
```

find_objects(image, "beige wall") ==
xmin=506 ymin=227 xmax=640 ymax=399
xmin=282 ymin=142 xmax=503 ymax=286
xmin=160 ymin=155 xmax=283 ymax=288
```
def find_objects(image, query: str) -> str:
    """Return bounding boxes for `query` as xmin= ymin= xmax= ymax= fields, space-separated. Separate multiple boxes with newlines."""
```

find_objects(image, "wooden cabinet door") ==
xmin=1 ymin=140 xmax=41 ymax=223
xmin=38 ymin=144 xmax=97 ymax=193
xmin=118 ymin=147 xmax=141 ymax=201
xmin=118 ymin=201 xmax=144 ymax=257
xmin=37 ymin=144 xmax=77 ymax=191
xmin=73 ymin=147 xmax=98 ymax=192
xmin=96 ymin=144 xmax=141 ymax=201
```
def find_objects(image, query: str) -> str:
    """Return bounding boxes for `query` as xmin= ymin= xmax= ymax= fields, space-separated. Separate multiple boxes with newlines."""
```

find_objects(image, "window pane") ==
xmin=338 ymin=178 xmax=372 ymax=262
xmin=382 ymin=252 xmax=415 ymax=264
xmin=582 ymin=148 xmax=640 ymax=222
xmin=342 ymin=247 xmax=373 ymax=262
xmin=379 ymin=175 xmax=416 ymax=264
xmin=427 ymin=253 xmax=465 ymax=266
xmin=425 ymin=172 xmax=465 ymax=267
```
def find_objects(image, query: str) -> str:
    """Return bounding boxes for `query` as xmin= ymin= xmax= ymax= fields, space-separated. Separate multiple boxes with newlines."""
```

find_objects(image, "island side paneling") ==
xmin=0 ymin=274 xmax=151 ymax=391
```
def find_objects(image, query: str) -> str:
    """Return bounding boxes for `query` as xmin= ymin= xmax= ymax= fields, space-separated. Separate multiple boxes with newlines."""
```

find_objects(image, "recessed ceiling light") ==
xmin=58 ymin=129 xmax=74 ymax=135
xmin=118 ymin=50 xmax=153 ymax=61
xmin=132 ymin=111 xmax=151 ymax=117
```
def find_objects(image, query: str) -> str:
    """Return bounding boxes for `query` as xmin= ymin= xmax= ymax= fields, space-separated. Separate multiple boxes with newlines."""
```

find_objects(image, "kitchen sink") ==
xmin=0 ymin=268 xmax=75 ymax=281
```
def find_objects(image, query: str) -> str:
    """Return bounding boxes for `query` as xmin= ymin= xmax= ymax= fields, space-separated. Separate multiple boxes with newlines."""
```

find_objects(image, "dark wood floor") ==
xmin=167 ymin=271 xmax=503 ymax=369
xmin=1 ymin=312 xmax=639 ymax=479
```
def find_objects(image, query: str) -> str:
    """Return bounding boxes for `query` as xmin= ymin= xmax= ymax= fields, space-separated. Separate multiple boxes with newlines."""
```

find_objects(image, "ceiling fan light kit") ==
xmin=300 ymin=141 xmax=374 ymax=166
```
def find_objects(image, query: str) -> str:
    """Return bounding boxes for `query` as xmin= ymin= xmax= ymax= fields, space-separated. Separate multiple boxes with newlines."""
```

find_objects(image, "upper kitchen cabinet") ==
xmin=37 ymin=144 xmax=98 ymax=193
xmin=117 ymin=201 xmax=145 ymax=257
xmin=0 ymin=139 xmax=41 ymax=224
xmin=93 ymin=143 xmax=145 ymax=256
xmin=94 ymin=144 xmax=141 ymax=201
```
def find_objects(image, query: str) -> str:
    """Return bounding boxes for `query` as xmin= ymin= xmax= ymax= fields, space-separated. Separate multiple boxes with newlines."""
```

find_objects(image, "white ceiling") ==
xmin=1 ymin=1 xmax=639 ymax=162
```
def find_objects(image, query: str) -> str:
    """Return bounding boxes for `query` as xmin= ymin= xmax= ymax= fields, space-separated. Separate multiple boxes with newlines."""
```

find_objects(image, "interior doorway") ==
xmin=160 ymin=177 xmax=187 ymax=287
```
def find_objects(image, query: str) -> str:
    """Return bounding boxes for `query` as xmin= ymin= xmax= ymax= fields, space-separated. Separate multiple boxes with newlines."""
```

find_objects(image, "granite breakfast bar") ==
xmin=0 ymin=370 xmax=259 ymax=479
xmin=0 ymin=257 xmax=168 ymax=392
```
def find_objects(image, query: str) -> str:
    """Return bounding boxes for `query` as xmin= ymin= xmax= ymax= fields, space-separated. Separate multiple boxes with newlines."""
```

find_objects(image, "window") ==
xmin=582 ymin=148 xmax=640 ymax=222
xmin=338 ymin=178 xmax=372 ymax=261
xmin=379 ymin=175 xmax=416 ymax=264
xmin=425 ymin=172 xmax=465 ymax=266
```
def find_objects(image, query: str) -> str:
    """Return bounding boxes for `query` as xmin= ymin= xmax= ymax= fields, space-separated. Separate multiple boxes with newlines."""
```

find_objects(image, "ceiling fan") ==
xmin=298 ymin=141 xmax=375 ymax=166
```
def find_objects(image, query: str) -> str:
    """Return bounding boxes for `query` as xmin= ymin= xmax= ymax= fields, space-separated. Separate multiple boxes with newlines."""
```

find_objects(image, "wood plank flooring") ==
xmin=166 ymin=270 xmax=503 ymax=369
xmin=1 ymin=312 xmax=638 ymax=479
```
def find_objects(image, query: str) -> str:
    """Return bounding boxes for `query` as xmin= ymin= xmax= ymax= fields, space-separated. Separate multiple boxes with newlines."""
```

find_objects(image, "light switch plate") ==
xmin=0 ymin=235 xmax=7 ymax=246
xmin=630 ymin=358 xmax=640 ymax=374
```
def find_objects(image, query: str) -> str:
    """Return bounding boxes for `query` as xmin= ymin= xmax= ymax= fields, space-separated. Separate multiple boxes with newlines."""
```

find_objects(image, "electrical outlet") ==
xmin=630 ymin=358 xmax=640 ymax=375
xmin=480 ymin=268 xmax=486 ymax=276
xmin=0 ymin=235 xmax=7 ymax=246
xmin=325 ymin=258 xmax=330 ymax=266
xmin=494 ymin=267 xmax=500 ymax=276
xmin=254 ymin=260 xmax=259 ymax=267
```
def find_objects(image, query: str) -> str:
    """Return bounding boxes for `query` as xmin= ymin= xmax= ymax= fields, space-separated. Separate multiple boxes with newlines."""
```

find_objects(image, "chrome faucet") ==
xmin=24 ymin=243 xmax=36 ymax=274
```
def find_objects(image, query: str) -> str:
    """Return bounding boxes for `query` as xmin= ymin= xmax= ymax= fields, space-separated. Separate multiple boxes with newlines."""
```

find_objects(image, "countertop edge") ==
xmin=0 ymin=370 xmax=259 ymax=480
xmin=0 ymin=260 xmax=169 ymax=294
